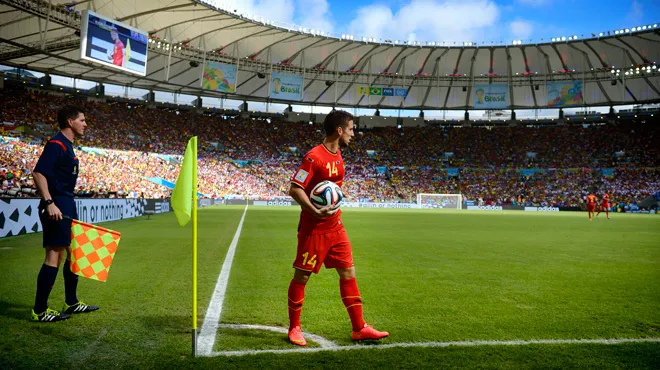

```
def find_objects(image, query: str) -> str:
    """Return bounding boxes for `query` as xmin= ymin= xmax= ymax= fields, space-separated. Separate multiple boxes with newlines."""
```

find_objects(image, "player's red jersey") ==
xmin=112 ymin=39 xmax=125 ymax=66
xmin=602 ymin=193 xmax=610 ymax=205
xmin=586 ymin=194 xmax=597 ymax=205
xmin=291 ymin=144 xmax=345 ymax=235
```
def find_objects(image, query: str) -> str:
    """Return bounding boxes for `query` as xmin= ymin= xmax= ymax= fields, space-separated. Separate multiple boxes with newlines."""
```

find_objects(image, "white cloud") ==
xmin=295 ymin=0 xmax=334 ymax=33
xmin=208 ymin=0 xmax=296 ymax=25
xmin=509 ymin=20 xmax=533 ymax=40
xmin=346 ymin=0 xmax=500 ymax=43
xmin=206 ymin=0 xmax=335 ymax=34
xmin=625 ymin=0 xmax=643 ymax=26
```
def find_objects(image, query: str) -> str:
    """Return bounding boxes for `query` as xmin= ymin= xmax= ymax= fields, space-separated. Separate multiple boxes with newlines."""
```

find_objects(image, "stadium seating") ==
xmin=1 ymin=85 xmax=658 ymax=208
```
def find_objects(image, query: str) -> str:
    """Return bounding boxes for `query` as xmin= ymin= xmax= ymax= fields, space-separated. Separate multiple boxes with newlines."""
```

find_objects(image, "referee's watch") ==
xmin=44 ymin=199 xmax=54 ymax=205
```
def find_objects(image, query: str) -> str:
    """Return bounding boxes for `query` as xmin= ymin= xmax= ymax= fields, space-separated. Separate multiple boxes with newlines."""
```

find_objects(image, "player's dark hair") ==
xmin=324 ymin=110 xmax=354 ymax=136
xmin=57 ymin=105 xmax=84 ymax=129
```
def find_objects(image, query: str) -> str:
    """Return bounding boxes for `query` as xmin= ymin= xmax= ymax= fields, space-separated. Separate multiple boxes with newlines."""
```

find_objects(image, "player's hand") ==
xmin=314 ymin=205 xmax=338 ymax=218
xmin=47 ymin=203 xmax=63 ymax=221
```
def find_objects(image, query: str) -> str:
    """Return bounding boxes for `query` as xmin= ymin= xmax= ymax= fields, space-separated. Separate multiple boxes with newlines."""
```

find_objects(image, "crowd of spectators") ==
xmin=1 ymin=86 xmax=658 ymax=209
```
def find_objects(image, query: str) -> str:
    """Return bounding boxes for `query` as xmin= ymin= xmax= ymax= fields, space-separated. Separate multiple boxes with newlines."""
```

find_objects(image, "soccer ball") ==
xmin=310 ymin=181 xmax=343 ymax=210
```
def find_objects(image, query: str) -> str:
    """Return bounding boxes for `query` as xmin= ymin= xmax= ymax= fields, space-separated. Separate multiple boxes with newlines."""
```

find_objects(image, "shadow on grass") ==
xmin=0 ymin=299 xmax=32 ymax=321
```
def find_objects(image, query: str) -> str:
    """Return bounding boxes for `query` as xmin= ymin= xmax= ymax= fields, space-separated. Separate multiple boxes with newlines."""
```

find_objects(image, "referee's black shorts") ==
xmin=39 ymin=197 xmax=77 ymax=248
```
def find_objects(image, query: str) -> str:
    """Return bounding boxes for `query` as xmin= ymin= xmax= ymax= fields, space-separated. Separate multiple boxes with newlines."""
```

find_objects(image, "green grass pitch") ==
xmin=1 ymin=206 xmax=659 ymax=369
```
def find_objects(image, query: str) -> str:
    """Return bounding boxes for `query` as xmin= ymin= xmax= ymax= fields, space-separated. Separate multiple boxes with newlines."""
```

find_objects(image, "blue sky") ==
xmin=209 ymin=0 xmax=659 ymax=44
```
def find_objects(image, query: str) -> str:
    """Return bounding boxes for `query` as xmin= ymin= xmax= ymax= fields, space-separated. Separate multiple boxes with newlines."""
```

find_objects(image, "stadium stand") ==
xmin=1 ymin=85 xmax=658 ymax=210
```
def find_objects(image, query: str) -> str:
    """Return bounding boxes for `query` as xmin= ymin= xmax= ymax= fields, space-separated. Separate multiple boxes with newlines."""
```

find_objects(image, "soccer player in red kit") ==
xmin=107 ymin=30 xmax=125 ymax=67
xmin=286 ymin=110 xmax=388 ymax=346
xmin=597 ymin=192 xmax=611 ymax=219
xmin=586 ymin=193 xmax=598 ymax=220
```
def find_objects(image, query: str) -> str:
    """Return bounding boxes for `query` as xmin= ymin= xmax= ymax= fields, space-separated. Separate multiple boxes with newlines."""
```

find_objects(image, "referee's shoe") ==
xmin=31 ymin=308 xmax=71 ymax=322
xmin=62 ymin=301 xmax=99 ymax=314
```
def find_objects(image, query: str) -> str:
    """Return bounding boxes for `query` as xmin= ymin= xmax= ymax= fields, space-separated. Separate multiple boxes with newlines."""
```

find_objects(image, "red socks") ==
xmin=289 ymin=277 xmax=366 ymax=332
xmin=340 ymin=278 xmax=366 ymax=331
xmin=288 ymin=279 xmax=306 ymax=329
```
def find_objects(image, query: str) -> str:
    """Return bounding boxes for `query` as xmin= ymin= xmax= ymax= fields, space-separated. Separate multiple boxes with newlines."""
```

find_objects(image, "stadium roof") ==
xmin=1 ymin=0 xmax=660 ymax=109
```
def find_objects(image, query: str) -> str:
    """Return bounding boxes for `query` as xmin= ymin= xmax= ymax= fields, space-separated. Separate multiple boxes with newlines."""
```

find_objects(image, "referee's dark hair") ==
xmin=57 ymin=105 xmax=85 ymax=129
xmin=324 ymin=110 xmax=354 ymax=136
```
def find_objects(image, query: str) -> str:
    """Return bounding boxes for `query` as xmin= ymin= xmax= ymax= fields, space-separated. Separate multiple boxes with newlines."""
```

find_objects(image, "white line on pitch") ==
xmin=210 ymin=337 xmax=660 ymax=357
xmin=197 ymin=204 xmax=249 ymax=356
xmin=217 ymin=324 xmax=338 ymax=348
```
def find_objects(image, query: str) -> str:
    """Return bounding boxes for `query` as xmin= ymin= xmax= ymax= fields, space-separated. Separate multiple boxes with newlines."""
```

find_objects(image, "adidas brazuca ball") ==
xmin=310 ymin=180 xmax=344 ymax=210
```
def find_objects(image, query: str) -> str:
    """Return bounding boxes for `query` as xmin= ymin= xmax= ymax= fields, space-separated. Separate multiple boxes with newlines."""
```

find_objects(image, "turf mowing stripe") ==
xmin=198 ymin=205 xmax=249 ymax=356
xmin=210 ymin=337 xmax=660 ymax=357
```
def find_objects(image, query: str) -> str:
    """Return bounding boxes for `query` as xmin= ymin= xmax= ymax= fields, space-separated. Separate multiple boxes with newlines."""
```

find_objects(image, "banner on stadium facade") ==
xmin=202 ymin=62 xmax=237 ymax=93
xmin=270 ymin=72 xmax=303 ymax=101
xmin=357 ymin=86 xmax=407 ymax=97
xmin=546 ymin=81 xmax=583 ymax=107
xmin=473 ymin=84 xmax=509 ymax=109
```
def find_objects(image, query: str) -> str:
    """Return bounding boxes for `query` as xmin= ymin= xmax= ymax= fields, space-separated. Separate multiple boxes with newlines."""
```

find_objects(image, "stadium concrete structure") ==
xmin=1 ymin=0 xmax=659 ymax=119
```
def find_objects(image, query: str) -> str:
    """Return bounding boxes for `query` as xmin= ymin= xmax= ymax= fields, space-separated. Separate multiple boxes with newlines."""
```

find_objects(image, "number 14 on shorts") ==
xmin=302 ymin=252 xmax=317 ymax=268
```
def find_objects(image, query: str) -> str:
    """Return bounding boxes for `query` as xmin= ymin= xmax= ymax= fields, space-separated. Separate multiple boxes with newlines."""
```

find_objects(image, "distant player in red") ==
xmin=586 ymin=193 xmax=598 ymax=220
xmin=597 ymin=192 xmax=611 ymax=219
xmin=107 ymin=30 xmax=125 ymax=67
xmin=286 ymin=110 xmax=388 ymax=346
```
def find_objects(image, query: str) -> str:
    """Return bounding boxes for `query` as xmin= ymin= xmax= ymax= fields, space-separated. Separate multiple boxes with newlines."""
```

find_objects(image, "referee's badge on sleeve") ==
xmin=294 ymin=169 xmax=309 ymax=183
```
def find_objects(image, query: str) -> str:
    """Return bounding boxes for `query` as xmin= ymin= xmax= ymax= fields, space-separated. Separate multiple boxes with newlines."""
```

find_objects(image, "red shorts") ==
xmin=601 ymin=202 xmax=610 ymax=209
xmin=587 ymin=204 xmax=596 ymax=212
xmin=293 ymin=228 xmax=353 ymax=274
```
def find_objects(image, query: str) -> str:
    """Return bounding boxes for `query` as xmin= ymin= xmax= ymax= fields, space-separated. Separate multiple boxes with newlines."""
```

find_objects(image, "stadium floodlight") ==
xmin=599 ymin=32 xmax=603 ymax=36
xmin=614 ymin=30 xmax=619 ymax=35
xmin=625 ymin=29 xmax=629 ymax=32
xmin=561 ymin=36 xmax=566 ymax=41
xmin=653 ymin=65 xmax=657 ymax=70
xmin=637 ymin=27 xmax=642 ymax=31
xmin=655 ymin=24 xmax=658 ymax=28
xmin=642 ymin=26 xmax=647 ymax=30
xmin=551 ymin=38 xmax=556 ymax=42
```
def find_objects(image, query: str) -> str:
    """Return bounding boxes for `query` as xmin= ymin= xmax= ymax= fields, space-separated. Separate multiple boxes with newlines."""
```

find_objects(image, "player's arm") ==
xmin=289 ymin=184 xmax=336 ymax=218
xmin=289 ymin=154 xmax=336 ymax=218
xmin=33 ymin=141 xmax=64 ymax=221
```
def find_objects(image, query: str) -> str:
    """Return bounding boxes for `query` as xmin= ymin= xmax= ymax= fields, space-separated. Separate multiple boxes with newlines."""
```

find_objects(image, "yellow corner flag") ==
xmin=124 ymin=38 xmax=131 ymax=68
xmin=171 ymin=136 xmax=198 ymax=226
xmin=170 ymin=136 xmax=199 ymax=357
xmin=70 ymin=219 xmax=121 ymax=282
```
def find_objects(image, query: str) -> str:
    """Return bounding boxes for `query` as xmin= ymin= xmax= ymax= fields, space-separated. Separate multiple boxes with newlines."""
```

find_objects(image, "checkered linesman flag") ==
xmin=70 ymin=219 xmax=121 ymax=282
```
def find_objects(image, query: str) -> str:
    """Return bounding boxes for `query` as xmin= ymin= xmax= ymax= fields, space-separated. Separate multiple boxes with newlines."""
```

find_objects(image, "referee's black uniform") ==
xmin=35 ymin=131 xmax=79 ymax=246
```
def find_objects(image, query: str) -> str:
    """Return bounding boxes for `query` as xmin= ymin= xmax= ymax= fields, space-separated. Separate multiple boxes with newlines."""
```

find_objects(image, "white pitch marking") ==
xmin=197 ymin=205 xmax=249 ymax=356
xmin=217 ymin=324 xmax=338 ymax=349
xmin=210 ymin=337 xmax=660 ymax=357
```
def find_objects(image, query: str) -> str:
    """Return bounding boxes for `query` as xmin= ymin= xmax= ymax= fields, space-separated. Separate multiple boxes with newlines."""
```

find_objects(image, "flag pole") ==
xmin=192 ymin=136 xmax=198 ymax=357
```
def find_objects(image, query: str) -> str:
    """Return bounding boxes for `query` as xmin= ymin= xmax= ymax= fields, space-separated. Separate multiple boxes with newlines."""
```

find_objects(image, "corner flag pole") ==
xmin=192 ymin=136 xmax=198 ymax=357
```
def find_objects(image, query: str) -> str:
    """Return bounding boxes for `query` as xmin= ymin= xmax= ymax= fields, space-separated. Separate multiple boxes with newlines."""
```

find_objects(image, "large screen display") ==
xmin=80 ymin=10 xmax=149 ymax=76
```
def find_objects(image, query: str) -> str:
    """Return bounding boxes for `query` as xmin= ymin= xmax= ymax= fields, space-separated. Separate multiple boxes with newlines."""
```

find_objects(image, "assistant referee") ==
xmin=31 ymin=105 xmax=99 ymax=322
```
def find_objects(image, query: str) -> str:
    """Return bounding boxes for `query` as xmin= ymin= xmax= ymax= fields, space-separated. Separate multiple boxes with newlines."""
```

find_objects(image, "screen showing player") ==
xmin=80 ymin=10 xmax=148 ymax=76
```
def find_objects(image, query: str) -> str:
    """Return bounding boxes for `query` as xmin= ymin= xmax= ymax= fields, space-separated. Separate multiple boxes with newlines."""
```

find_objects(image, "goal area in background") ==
xmin=417 ymin=193 xmax=463 ymax=210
